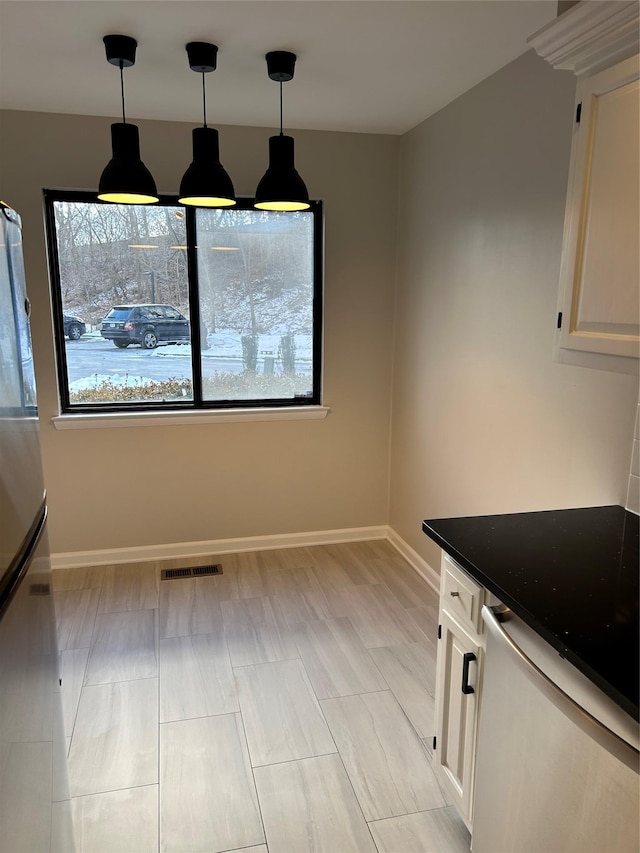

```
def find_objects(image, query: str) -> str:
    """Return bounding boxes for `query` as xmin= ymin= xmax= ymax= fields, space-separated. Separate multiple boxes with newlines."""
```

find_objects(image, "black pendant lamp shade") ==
xmin=98 ymin=35 xmax=158 ymax=205
xmin=99 ymin=123 xmax=159 ymax=204
xmin=179 ymin=42 xmax=236 ymax=207
xmin=254 ymin=51 xmax=310 ymax=211
xmin=255 ymin=135 xmax=309 ymax=211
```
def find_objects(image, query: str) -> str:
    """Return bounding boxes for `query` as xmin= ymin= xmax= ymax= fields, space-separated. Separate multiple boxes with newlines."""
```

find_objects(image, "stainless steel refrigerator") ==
xmin=0 ymin=202 xmax=74 ymax=851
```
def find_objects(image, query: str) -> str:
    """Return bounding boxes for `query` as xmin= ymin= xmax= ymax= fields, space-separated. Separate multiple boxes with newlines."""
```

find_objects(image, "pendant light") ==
xmin=255 ymin=51 xmax=310 ymax=211
xmin=98 ymin=35 xmax=159 ymax=205
xmin=179 ymin=42 xmax=236 ymax=208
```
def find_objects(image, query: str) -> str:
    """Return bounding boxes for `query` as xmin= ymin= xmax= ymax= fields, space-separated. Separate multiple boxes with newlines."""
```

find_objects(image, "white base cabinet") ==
xmin=433 ymin=555 xmax=485 ymax=829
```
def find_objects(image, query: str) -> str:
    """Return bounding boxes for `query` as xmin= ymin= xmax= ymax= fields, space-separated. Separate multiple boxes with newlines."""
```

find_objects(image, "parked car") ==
xmin=63 ymin=314 xmax=86 ymax=340
xmin=98 ymin=304 xmax=190 ymax=349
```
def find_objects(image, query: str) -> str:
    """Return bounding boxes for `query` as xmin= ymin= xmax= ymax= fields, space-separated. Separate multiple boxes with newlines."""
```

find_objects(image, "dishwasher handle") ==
xmin=482 ymin=604 xmax=639 ymax=774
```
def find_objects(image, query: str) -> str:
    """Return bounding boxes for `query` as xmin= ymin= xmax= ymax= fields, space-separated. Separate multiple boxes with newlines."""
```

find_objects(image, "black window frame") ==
xmin=44 ymin=189 xmax=323 ymax=414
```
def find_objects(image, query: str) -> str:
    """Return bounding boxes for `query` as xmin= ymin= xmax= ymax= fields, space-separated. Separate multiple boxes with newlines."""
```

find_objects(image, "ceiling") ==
xmin=0 ymin=1 xmax=557 ymax=135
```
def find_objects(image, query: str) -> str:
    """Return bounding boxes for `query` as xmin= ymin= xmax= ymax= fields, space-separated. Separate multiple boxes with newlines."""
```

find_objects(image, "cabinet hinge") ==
xmin=575 ymin=102 xmax=582 ymax=124
xmin=432 ymin=736 xmax=437 ymax=750
xmin=557 ymin=311 xmax=563 ymax=329
xmin=437 ymin=624 xmax=442 ymax=640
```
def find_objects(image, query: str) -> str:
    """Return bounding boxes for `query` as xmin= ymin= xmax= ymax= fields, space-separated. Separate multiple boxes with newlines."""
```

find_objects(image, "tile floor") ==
xmin=52 ymin=540 xmax=472 ymax=853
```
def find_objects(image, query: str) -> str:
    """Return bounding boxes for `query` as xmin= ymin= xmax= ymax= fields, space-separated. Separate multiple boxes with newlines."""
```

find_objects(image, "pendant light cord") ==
xmin=119 ymin=62 xmax=126 ymax=124
xmin=202 ymin=72 xmax=207 ymax=128
xmin=279 ymin=80 xmax=283 ymax=136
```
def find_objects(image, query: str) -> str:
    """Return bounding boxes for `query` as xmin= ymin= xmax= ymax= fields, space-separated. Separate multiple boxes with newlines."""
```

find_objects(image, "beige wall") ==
xmin=389 ymin=50 xmax=640 ymax=571
xmin=2 ymin=49 xmax=637 ymax=564
xmin=0 ymin=110 xmax=399 ymax=555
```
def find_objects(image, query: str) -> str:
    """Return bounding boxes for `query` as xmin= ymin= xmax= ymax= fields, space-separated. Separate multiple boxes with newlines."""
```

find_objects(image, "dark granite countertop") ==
xmin=422 ymin=506 xmax=639 ymax=720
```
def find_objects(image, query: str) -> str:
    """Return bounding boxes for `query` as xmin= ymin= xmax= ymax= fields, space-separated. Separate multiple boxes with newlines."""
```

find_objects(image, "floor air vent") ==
xmin=161 ymin=564 xmax=223 ymax=581
xmin=161 ymin=568 xmax=193 ymax=581
xmin=191 ymin=564 xmax=223 ymax=577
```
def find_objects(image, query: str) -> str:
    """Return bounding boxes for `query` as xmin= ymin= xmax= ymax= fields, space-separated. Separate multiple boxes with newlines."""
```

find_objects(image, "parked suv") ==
xmin=63 ymin=314 xmax=86 ymax=340
xmin=99 ymin=304 xmax=190 ymax=349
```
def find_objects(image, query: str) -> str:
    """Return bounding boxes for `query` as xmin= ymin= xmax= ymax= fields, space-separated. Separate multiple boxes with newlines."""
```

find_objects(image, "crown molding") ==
xmin=528 ymin=0 xmax=639 ymax=76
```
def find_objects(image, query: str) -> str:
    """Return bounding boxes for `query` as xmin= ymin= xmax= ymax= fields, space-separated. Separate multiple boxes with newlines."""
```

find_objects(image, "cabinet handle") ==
xmin=450 ymin=590 xmax=460 ymax=597
xmin=461 ymin=652 xmax=476 ymax=694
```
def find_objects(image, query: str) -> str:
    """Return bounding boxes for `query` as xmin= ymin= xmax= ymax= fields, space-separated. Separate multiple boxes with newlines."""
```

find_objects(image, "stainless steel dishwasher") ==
xmin=472 ymin=603 xmax=639 ymax=853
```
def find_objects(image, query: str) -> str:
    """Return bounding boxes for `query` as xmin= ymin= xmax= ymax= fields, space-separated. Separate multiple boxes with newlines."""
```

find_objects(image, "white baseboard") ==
xmin=50 ymin=524 xmax=441 ymax=588
xmin=386 ymin=527 xmax=440 ymax=594
xmin=50 ymin=525 xmax=389 ymax=571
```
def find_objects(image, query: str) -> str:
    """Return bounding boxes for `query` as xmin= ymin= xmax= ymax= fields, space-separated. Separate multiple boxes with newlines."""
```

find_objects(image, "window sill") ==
xmin=51 ymin=405 xmax=330 ymax=430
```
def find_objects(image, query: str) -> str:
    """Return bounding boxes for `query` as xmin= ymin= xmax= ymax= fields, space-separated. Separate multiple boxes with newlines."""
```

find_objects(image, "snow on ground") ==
xmin=156 ymin=330 xmax=312 ymax=360
xmin=80 ymin=328 xmax=311 ymax=360
xmin=68 ymin=330 xmax=312 ymax=392
xmin=69 ymin=373 xmax=155 ymax=392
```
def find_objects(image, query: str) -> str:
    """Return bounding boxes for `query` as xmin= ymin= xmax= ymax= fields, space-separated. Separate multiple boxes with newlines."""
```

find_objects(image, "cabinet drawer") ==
xmin=441 ymin=556 xmax=484 ymax=634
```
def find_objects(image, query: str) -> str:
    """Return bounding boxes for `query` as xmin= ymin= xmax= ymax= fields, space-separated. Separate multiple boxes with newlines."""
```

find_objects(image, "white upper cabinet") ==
xmin=560 ymin=55 xmax=639 ymax=359
xmin=529 ymin=1 xmax=640 ymax=365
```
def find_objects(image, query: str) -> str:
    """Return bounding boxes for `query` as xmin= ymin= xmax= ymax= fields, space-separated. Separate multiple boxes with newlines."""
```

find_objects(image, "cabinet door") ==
xmin=558 ymin=55 xmax=639 ymax=359
xmin=434 ymin=610 xmax=482 ymax=828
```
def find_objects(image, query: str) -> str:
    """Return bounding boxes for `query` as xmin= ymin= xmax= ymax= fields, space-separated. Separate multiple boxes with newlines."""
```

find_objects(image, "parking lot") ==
xmin=64 ymin=332 xmax=311 ymax=392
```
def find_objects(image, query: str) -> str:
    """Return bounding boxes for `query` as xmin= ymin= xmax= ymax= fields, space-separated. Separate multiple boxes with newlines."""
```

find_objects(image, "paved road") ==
xmin=64 ymin=337 xmax=310 ymax=384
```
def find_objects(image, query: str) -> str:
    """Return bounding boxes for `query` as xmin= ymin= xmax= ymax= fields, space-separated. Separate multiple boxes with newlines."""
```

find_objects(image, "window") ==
xmin=44 ymin=190 xmax=322 ymax=414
